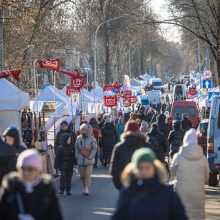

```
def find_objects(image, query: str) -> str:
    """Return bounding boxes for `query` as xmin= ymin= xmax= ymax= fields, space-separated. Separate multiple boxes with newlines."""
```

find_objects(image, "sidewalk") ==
xmin=206 ymin=186 xmax=220 ymax=220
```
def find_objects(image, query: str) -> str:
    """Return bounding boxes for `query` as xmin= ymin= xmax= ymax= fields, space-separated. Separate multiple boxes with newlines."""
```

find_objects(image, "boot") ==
xmin=84 ymin=187 xmax=89 ymax=196
xmin=58 ymin=188 xmax=64 ymax=195
xmin=66 ymin=187 xmax=72 ymax=196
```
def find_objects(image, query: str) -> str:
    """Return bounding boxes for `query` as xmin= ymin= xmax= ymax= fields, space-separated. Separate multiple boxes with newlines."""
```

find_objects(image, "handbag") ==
xmin=81 ymin=148 xmax=90 ymax=158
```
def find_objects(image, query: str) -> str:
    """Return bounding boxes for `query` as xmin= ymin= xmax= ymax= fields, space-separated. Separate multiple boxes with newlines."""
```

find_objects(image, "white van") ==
xmin=149 ymin=78 xmax=163 ymax=92
xmin=207 ymin=95 xmax=220 ymax=186
xmin=147 ymin=90 xmax=161 ymax=106
xmin=173 ymin=84 xmax=187 ymax=101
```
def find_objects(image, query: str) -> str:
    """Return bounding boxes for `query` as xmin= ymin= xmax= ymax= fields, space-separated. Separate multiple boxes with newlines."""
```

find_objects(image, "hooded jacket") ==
xmin=3 ymin=128 xmax=26 ymax=156
xmin=54 ymin=133 xmax=76 ymax=170
xmin=110 ymin=132 xmax=151 ymax=190
xmin=170 ymin=141 xmax=209 ymax=220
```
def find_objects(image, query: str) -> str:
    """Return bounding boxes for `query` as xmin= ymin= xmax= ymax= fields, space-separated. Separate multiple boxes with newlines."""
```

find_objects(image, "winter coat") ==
xmin=112 ymin=177 xmax=187 ymax=220
xmin=101 ymin=122 xmax=118 ymax=160
xmin=116 ymin=123 xmax=125 ymax=140
xmin=0 ymin=172 xmax=63 ymax=220
xmin=0 ymin=139 xmax=16 ymax=184
xmin=110 ymin=132 xmax=151 ymax=190
xmin=54 ymin=129 xmax=76 ymax=153
xmin=54 ymin=133 xmax=76 ymax=170
xmin=75 ymin=135 xmax=98 ymax=166
xmin=181 ymin=118 xmax=192 ymax=131
xmin=147 ymin=129 xmax=169 ymax=162
xmin=168 ymin=129 xmax=185 ymax=153
xmin=140 ymin=121 xmax=149 ymax=135
xmin=170 ymin=143 xmax=209 ymax=220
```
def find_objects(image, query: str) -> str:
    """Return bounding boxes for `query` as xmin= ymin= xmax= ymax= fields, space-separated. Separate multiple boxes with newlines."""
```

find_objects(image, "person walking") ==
xmin=181 ymin=113 xmax=192 ymax=131
xmin=89 ymin=117 xmax=102 ymax=168
xmin=3 ymin=126 xmax=26 ymax=157
xmin=112 ymin=148 xmax=187 ymax=220
xmin=147 ymin=123 xmax=169 ymax=163
xmin=54 ymin=133 xmax=76 ymax=195
xmin=75 ymin=124 xmax=98 ymax=195
xmin=110 ymin=120 xmax=151 ymax=190
xmin=170 ymin=129 xmax=209 ymax=220
xmin=157 ymin=113 xmax=169 ymax=137
xmin=0 ymin=149 xmax=63 ymax=220
xmin=116 ymin=117 xmax=125 ymax=140
xmin=101 ymin=118 xmax=118 ymax=166
xmin=140 ymin=120 xmax=149 ymax=135
xmin=168 ymin=120 xmax=185 ymax=158
xmin=0 ymin=137 xmax=16 ymax=184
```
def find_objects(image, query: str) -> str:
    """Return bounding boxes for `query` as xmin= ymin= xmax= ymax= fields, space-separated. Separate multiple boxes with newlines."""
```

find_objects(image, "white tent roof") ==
xmin=93 ymin=86 xmax=104 ymax=99
xmin=0 ymin=79 xmax=30 ymax=111
xmin=130 ymin=79 xmax=141 ymax=87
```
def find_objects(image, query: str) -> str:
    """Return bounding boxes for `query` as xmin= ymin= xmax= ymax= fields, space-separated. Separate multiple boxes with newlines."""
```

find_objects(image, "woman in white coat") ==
xmin=170 ymin=128 xmax=209 ymax=220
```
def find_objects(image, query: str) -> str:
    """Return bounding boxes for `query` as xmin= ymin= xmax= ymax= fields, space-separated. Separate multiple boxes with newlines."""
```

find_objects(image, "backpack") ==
xmin=148 ymin=134 xmax=159 ymax=153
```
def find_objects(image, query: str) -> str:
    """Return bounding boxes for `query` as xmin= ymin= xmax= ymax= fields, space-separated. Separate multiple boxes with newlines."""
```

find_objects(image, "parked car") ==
xmin=207 ymin=95 xmax=220 ymax=186
xmin=197 ymin=119 xmax=209 ymax=155
xmin=173 ymin=84 xmax=187 ymax=101
xmin=170 ymin=100 xmax=200 ymax=128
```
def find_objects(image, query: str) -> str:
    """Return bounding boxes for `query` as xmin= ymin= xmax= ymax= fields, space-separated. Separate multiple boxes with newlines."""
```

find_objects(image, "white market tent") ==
xmin=0 ymin=79 xmax=30 ymax=135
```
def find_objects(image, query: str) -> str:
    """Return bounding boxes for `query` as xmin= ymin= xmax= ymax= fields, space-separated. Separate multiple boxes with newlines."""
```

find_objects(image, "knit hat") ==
xmin=132 ymin=148 xmax=156 ymax=167
xmin=124 ymin=120 xmax=139 ymax=132
xmin=80 ymin=123 xmax=88 ymax=131
xmin=183 ymin=128 xmax=198 ymax=145
xmin=17 ymin=149 xmax=42 ymax=172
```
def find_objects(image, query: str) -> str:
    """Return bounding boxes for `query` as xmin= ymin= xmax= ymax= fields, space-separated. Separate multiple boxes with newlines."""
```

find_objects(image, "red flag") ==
xmin=0 ymin=69 xmax=21 ymax=81
xmin=104 ymin=96 xmax=118 ymax=107
xmin=112 ymin=82 xmax=123 ymax=89
xmin=103 ymin=85 xmax=114 ymax=91
xmin=66 ymin=85 xmax=80 ymax=95
xmin=116 ymin=90 xmax=131 ymax=96
xmin=123 ymin=97 xmax=131 ymax=107
xmin=70 ymin=74 xmax=86 ymax=88
xmin=60 ymin=69 xmax=79 ymax=77
xmin=38 ymin=59 xmax=60 ymax=71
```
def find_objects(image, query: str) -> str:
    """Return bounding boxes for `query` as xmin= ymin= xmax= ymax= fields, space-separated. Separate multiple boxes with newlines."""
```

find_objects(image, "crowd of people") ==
xmin=0 ymin=96 xmax=210 ymax=220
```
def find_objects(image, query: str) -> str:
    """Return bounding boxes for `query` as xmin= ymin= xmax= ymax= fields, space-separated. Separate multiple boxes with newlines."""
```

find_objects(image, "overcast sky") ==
xmin=150 ymin=0 xmax=181 ymax=42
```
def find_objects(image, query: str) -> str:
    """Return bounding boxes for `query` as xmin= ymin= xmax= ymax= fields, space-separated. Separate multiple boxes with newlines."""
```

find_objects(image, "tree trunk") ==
xmin=104 ymin=23 xmax=110 ymax=84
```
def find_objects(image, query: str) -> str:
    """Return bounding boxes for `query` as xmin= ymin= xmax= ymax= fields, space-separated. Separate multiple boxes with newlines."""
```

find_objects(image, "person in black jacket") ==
xmin=54 ymin=133 xmax=75 ymax=195
xmin=101 ymin=119 xmax=118 ymax=166
xmin=112 ymin=148 xmax=187 ymax=220
xmin=168 ymin=120 xmax=185 ymax=158
xmin=110 ymin=120 xmax=151 ymax=190
xmin=147 ymin=123 xmax=169 ymax=163
xmin=54 ymin=121 xmax=76 ymax=154
xmin=0 ymin=149 xmax=62 ymax=220
xmin=3 ymin=126 xmax=26 ymax=157
xmin=0 ymin=137 xmax=16 ymax=184
xmin=181 ymin=113 xmax=193 ymax=131
xmin=157 ymin=113 xmax=169 ymax=137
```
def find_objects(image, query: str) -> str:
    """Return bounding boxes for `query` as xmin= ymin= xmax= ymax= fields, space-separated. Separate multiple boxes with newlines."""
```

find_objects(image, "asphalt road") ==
xmin=56 ymin=167 xmax=118 ymax=220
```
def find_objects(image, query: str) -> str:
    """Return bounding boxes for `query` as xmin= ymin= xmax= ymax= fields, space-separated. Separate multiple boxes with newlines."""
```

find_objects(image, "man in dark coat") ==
xmin=168 ymin=120 xmax=185 ymax=158
xmin=147 ymin=123 xmax=169 ymax=162
xmin=157 ymin=113 xmax=169 ymax=137
xmin=181 ymin=113 xmax=193 ymax=131
xmin=3 ymin=127 xmax=26 ymax=157
xmin=54 ymin=121 xmax=76 ymax=154
xmin=0 ymin=137 xmax=16 ymax=184
xmin=54 ymin=133 xmax=75 ymax=195
xmin=110 ymin=120 xmax=151 ymax=190
xmin=101 ymin=119 xmax=118 ymax=166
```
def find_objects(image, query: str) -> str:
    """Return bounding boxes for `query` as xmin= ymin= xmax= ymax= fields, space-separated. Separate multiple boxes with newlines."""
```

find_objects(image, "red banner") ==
xmin=103 ymin=85 xmax=114 ymax=91
xmin=112 ymin=82 xmax=123 ymax=89
xmin=0 ymin=69 xmax=21 ymax=81
xmin=187 ymin=87 xmax=197 ymax=96
xmin=60 ymin=69 xmax=79 ymax=77
xmin=66 ymin=85 xmax=80 ymax=95
xmin=123 ymin=97 xmax=131 ymax=107
xmin=70 ymin=74 xmax=86 ymax=88
xmin=130 ymin=96 xmax=137 ymax=104
xmin=123 ymin=94 xmax=132 ymax=99
xmin=38 ymin=59 xmax=60 ymax=71
xmin=116 ymin=90 xmax=132 ymax=96
xmin=104 ymin=96 xmax=118 ymax=107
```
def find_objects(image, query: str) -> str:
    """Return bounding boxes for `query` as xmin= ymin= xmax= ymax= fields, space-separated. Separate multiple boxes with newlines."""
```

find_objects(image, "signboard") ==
xmin=42 ymin=102 xmax=56 ymax=113
xmin=66 ymin=85 xmax=80 ymax=96
xmin=130 ymin=96 xmax=137 ymax=104
xmin=103 ymin=85 xmax=114 ymax=91
xmin=202 ymin=79 xmax=212 ymax=89
xmin=104 ymin=96 xmax=117 ymax=107
xmin=116 ymin=90 xmax=131 ymax=96
xmin=203 ymin=70 xmax=212 ymax=79
xmin=123 ymin=97 xmax=131 ymax=107
xmin=208 ymin=92 xmax=220 ymax=102
xmin=70 ymin=75 xmax=86 ymax=88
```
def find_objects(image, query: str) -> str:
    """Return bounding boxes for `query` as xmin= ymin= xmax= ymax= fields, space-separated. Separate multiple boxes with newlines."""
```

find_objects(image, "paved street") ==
xmin=55 ymin=167 xmax=220 ymax=220
xmin=57 ymin=167 xmax=118 ymax=220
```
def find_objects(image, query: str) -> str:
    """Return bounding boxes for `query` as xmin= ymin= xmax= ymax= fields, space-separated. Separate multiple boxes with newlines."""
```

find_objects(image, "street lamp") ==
xmin=94 ymin=14 xmax=129 ymax=86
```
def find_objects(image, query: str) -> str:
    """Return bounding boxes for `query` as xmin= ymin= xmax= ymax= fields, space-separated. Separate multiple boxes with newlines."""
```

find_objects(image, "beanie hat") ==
xmin=17 ymin=149 xmax=42 ymax=172
xmin=124 ymin=120 xmax=139 ymax=133
xmin=132 ymin=148 xmax=156 ymax=167
xmin=183 ymin=128 xmax=198 ymax=145
xmin=80 ymin=123 xmax=88 ymax=131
